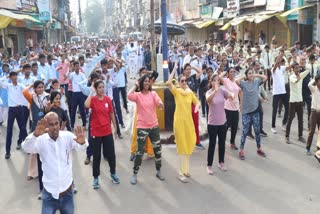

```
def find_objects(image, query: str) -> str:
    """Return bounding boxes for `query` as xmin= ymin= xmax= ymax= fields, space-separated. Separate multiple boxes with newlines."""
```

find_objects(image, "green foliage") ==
xmin=83 ymin=0 xmax=104 ymax=34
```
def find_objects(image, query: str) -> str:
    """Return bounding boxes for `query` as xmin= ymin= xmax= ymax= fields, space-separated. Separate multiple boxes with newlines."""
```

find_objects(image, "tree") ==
xmin=83 ymin=0 xmax=104 ymax=34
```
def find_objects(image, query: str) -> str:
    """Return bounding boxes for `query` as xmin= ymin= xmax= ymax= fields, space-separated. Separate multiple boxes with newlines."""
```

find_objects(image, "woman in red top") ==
xmin=84 ymin=80 xmax=119 ymax=189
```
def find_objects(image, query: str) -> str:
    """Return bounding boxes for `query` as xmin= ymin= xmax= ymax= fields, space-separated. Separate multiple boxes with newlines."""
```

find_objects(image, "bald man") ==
xmin=22 ymin=112 xmax=88 ymax=214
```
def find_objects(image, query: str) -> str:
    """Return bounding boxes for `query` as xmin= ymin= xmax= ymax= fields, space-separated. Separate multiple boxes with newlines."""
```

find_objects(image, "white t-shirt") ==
xmin=272 ymin=66 xmax=286 ymax=95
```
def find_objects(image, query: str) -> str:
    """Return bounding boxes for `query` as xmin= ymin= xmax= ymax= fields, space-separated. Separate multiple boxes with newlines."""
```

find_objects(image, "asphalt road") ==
xmin=0 ymin=95 xmax=320 ymax=214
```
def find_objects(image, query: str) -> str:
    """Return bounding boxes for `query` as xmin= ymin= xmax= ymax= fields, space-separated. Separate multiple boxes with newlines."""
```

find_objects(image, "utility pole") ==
xmin=150 ymin=0 xmax=156 ymax=71
xmin=161 ymin=0 xmax=169 ymax=81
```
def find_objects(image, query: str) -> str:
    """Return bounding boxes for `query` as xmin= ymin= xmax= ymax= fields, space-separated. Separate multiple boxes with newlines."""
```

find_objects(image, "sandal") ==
xmin=239 ymin=150 xmax=245 ymax=160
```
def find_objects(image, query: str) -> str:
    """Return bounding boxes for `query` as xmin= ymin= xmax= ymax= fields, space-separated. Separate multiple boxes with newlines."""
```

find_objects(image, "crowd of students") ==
xmin=1 ymin=36 xmax=320 ymax=213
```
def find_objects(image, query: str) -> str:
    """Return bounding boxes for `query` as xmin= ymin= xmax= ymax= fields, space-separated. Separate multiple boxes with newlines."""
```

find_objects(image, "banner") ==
xmin=266 ymin=0 xmax=285 ymax=11
xmin=37 ymin=0 xmax=51 ymax=21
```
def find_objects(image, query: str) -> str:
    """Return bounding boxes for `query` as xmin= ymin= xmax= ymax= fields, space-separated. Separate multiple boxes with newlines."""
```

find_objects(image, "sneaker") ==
xmin=282 ymin=125 xmax=286 ymax=131
xmin=38 ymin=192 xmax=42 ymax=200
xmin=93 ymin=177 xmax=99 ymax=189
xmin=285 ymin=137 xmax=291 ymax=144
xmin=207 ymin=166 xmax=214 ymax=175
xmin=314 ymin=155 xmax=320 ymax=164
xmin=298 ymin=137 xmax=306 ymax=144
xmin=239 ymin=150 xmax=245 ymax=160
xmin=118 ymin=134 xmax=123 ymax=139
xmin=260 ymin=130 xmax=268 ymax=137
xmin=121 ymin=124 xmax=125 ymax=128
xmin=73 ymin=187 xmax=77 ymax=194
xmin=178 ymin=175 xmax=188 ymax=183
xmin=110 ymin=173 xmax=120 ymax=184
xmin=183 ymin=173 xmax=191 ymax=177
xmin=306 ymin=150 xmax=312 ymax=156
xmin=84 ymin=157 xmax=91 ymax=165
xmin=271 ymin=128 xmax=277 ymax=134
xmin=0 ymin=121 xmax=3 ymax=126
xmin=257 ymin=149 xmax=266 ymax=157
xmin=130 ymin=174 xmax=137 ymax=185
xmin=196 ymin=143 xmax=205 ymax=150
xmin=16 ymin=144 xmax=21 ymax=150
xmin=5 ymin=153 xmax=10 ymax=159
xmin=230 ymin=144 xmax=238 ymax=150
xmin=156 ymin=170 xmax=165 ymax=181
xmin=218 ymin=163 xmax=227 ymax=171
xmin=247 ymin=133 xmax=255 ymax=139
xmin=130 ymin=154 xmax=135 ymax=162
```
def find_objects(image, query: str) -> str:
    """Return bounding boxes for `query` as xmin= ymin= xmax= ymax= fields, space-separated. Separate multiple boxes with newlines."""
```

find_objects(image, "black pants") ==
xmin=199 ymin=88 xmax=207 ymax=116
xmin=259 ymin=102 xmax=264 ymax=131
xmin=118 ymin=86 xmax=128 ymax=111
xmin=264 ymin=69 xmax=272 ymax=91
xmin=303 ymin=95 xmax=311 ymax=127
xmin=18 ymin=106 xmax=29 ymax=144
xmin=272 ymin=94 xmax=288 ymax=128
xmin=6 ymin=106 xmax=28 ymax=154
xmin=225 ymin=109 xmax=239 ymax=144
xmin=285 ymin=102 xmax=304 ymax=138
xmin=92 ymin=134 xmax=116 ymax=177
xmin=113 ymin=88 xmax=124 ymax=125
xmin=37 ymin=154 xmax=43 ymax=191
xmin=207 ymin=124 xmax=227 ymax=166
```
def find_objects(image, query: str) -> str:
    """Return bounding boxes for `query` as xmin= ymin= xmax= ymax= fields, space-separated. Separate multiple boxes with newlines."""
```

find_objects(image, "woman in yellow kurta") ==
xmin=167 ymin=62 xmax=200 ymax=183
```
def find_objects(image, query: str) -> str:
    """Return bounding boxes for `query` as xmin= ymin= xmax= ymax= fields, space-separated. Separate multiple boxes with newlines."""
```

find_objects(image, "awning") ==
xmin=280 ymin=4 xmax=316 ymax=17
xmin=0 ymin=9 xmax=40 ymax=29
xmin=195 ymin=20 xmax=216 ymax=29
xmin=219 ymin=11 xmax=279 ymax=30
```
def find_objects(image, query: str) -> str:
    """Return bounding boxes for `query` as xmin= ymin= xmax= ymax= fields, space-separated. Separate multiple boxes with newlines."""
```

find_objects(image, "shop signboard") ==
xmin=226 ymin=0 xmax=239 ymax=18
xmin=288 ymin=0 xmax=303 ymax=20
xmin=266 ymin=0 xmax=286 ymax=11
xmin=16 ymin=0 xmax=38 ymax=12
xmin=38 ymin=0 xmax=51 ymax=21
xmin=201 ymin=5 xmax=213 ymax=19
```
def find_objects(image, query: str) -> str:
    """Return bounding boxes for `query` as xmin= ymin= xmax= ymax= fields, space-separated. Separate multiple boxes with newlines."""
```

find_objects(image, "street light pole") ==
xmin=161 ymin=0 xmax=168 ymax=81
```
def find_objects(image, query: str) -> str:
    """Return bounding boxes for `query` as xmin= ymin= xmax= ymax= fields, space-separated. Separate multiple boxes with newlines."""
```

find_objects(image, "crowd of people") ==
xmin=1 ymin=35 xmax=320 ymax=213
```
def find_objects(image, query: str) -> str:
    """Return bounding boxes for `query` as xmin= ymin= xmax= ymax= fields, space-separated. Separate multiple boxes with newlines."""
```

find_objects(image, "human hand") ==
xmin=33 ymin=118 xmax=48 ymax=137
xmin=73 ymin=126 xmax=86 ymax=145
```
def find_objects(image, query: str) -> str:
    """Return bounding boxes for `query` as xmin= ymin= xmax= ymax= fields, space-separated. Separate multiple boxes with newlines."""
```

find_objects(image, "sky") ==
xmin=69 ymin=0 xmax=104 ymax=25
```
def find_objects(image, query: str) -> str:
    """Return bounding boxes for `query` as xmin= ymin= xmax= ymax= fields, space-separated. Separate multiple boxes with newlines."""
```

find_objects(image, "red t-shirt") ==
xmin=90 ymin=96 xmax=114 ymax=137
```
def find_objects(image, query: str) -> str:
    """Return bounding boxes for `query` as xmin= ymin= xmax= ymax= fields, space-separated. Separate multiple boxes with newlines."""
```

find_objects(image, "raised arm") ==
xmin=84 ymin=86 xmax=95 ymax=109
xmin=235 ymin=75 xmax=246 ymax=86
xmin=219 ymin=71 xmax=227 ymax=84
xmin=253 ymin=73 xmax=267 ymax=83
xmin=192 ymin=65 xmax=203 ymax=80
xmin=168 ymin=61 xmax=178 ymax=89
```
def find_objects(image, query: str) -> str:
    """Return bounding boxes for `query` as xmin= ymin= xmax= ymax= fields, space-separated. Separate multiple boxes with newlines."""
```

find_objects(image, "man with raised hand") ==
xmin=22 ymin=112 xmax=88 ymax=214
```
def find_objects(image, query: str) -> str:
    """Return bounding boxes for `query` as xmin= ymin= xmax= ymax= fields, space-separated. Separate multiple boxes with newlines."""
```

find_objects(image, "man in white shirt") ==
xmin=271 ymin=55 xmax=290 ymax=134
xmin=37 ymin=54 xmax=53 ymax=92
xmin=307 ymin=75 xmax=320 ymax=155
xmin=285 ymin=62 xmax=310 ymax=144
xmin=0 ymin=71 xmax=28 ymax=159
xmin=22 ymin=112 xmax=88 ymax=214
xmin=68 ymin=61 xmax=86 ymax=129
xmin=262 ymin=45 xmax=273 ymax=91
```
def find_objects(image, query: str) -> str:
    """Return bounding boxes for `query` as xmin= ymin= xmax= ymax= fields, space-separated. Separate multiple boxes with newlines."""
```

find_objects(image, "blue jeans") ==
xmin=240 ymin=111 xmax=261 ymax=150
xmin=42 ymin=188 xmax=74 ymax=214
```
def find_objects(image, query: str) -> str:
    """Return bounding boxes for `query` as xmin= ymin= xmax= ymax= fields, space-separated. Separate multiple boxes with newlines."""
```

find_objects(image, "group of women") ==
xmin=128 ymin=61 xmax=268 ymax=183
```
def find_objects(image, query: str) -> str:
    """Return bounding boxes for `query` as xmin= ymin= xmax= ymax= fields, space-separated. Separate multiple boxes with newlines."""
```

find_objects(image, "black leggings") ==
xmin=92 ymin=134 xmax=116 ymax=178
xmin=225 ymin=109 xmax=239 ymax=144
xmin=207 ymin=124 xmax=227 ymax=166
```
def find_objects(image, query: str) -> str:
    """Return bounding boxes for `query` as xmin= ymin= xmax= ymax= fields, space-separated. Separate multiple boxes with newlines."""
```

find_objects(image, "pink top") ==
xmin=223 ymin=78 xmax=240 ymax=111
xmin=58 ymin=62 xmax=70 ymax=85
xmin=128 ymin=91 xmax=161 ymax=129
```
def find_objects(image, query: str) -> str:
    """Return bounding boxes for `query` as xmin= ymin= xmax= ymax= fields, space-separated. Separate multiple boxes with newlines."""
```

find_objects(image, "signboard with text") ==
xmin=16 ymin=0 xmax=38 ymax=12
xmin=38 ymin=0 xmax=51 ymax=21
xmin=226 ymin=0 xmax=239 ymax=18
xmin=266 ymin=0 xmax=285 ymax=11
